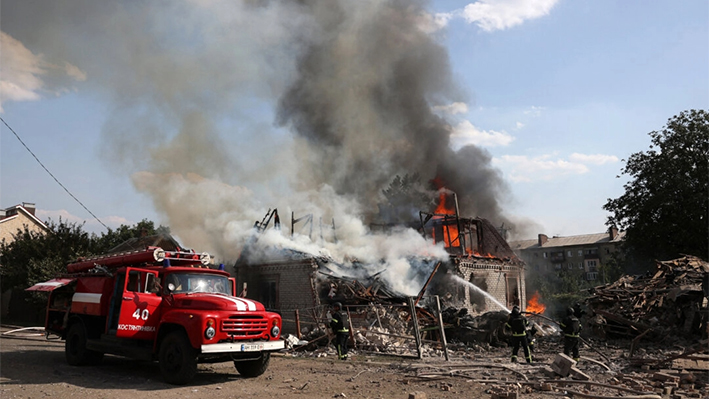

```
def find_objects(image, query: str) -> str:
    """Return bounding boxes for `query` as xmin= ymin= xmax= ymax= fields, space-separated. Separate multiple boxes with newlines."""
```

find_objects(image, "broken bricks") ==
xmin=569 ymin=366 xmax=591 ymax=381
xmin=551 ymin=353 xmax=576 ymax=377
xmin=489 ymin=386 xmax=519 ymax=399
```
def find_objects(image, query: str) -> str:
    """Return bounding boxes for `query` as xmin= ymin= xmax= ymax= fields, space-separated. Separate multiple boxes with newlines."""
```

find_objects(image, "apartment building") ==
xmin=509 ymin=227 xmax=624 ymax=282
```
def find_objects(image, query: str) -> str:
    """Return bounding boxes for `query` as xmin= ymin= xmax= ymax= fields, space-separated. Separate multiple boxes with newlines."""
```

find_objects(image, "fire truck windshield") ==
xmin=164 ymin=273 xmax=230 ymax=295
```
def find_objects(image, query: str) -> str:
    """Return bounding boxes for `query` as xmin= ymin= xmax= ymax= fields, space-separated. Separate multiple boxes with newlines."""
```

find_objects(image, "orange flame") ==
xmin=472 ymin=251 xmax=495 ymax=258
xmin=438 ymin=224 xmax=459 ymax=248
xmin=434 ymin=190 xmax=452 ymax=215
xmin=431 ymin=177 xmax=459 ymax=248
xmin=432 ymin=177 xmax=454 ymax=215
xmin=526 ymin=291 xmax=546 ymax=314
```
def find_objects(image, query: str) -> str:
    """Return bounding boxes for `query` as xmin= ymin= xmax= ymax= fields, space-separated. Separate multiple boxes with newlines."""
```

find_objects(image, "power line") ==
xmin=0 ymin=116 xmax=109 ymax=231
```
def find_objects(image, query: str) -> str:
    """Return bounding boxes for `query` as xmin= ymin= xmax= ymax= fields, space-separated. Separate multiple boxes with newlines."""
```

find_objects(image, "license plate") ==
xmin=240 ymin=343 xmax=264 ymax=352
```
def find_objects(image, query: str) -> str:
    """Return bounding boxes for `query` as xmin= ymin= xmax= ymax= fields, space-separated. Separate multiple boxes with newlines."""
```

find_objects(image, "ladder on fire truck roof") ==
xmin=66 ymin=247 xmax=210 ymax=273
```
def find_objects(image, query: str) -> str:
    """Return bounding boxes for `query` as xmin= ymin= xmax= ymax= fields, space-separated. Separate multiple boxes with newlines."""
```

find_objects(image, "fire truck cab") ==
xmin=28 ymin=246 xmax=284 ymax=385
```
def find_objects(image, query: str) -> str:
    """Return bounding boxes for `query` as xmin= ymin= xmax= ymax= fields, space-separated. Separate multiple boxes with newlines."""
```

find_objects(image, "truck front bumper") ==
xmin=200 ymin=339 xmax=285 ymax=354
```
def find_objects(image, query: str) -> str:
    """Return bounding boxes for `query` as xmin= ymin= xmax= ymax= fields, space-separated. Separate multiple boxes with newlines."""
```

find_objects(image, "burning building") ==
xmin=234 ymin=197 xmax=526 ymax=335
xmin=417 ymin=192 xmax=526 ymax=314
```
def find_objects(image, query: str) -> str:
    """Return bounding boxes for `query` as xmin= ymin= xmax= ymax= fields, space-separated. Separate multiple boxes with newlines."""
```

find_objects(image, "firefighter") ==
xmin=573 ymin=302 xmax=586 ymax=319
xmin=527 ymin=324 xmax=538 ymax=352
xmin=505 ymin=305 xmax=532 ymax=364
xmin=329 ymin=302 xmax=350 ymax=360
xmin=560 ymin=307 xmax=582 ymax=361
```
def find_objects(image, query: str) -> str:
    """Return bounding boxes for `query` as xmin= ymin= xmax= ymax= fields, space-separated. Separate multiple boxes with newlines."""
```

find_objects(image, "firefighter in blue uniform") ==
xmin=560 ymin=307 xmax=582 ymax=361
xmin=506 ymin=305 xmax=532 ymax=364
xmin=329 ymin=302 xmax=350 ymax=360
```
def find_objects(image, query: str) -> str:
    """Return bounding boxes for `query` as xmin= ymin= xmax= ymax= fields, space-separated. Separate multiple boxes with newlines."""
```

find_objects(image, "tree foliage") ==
xmin=0 ymin=220 xmax=92 ymax=293
xmin=92 ymin=219 xmax=169 ymax=252
xmin=382 ymin=173 xmax=431 ymax=207
xmin=0 ymin=218 xmax=169 ymax=293
xmin=603 ymin=109 xmax=709 ymax=271
xmin=379 ymin=173 xmax=433 ymax=222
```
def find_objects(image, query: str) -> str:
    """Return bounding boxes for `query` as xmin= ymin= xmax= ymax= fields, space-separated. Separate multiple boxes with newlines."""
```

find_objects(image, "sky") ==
xmin=1 ymin=0 xmax=708 ymax=263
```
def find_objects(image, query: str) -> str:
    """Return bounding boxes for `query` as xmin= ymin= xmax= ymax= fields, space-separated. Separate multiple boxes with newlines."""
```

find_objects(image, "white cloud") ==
xmin=63 ymin=62 xmax=87 ymax=82
xmin=461 ymin=0 xmax=559 ymax=32
xmin=569 ymin=153 xmax=619 ymax=165
xmin=450 ymin=120 xmax=515 ymax=149
xmin=523 ymin=105 xmax=545 ymax=117
xmin=492 ymin=154 xmax=589 ymax=182
xmin=36 ymin=209 xmax=132 ymax=232
xmin=0 ymin=33 xmax=43 ymax=111
xmin=0 ymin=31 xmax=86 ymax=112
xmin=516 ymin=121 xmax=524 ymax=129
xmin=433 ymin=102 xmax=469 ymax=115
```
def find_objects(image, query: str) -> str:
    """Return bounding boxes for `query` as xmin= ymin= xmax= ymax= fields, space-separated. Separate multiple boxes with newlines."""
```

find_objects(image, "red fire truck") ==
xmin=27 ymin=246 xmax=284 ymax=384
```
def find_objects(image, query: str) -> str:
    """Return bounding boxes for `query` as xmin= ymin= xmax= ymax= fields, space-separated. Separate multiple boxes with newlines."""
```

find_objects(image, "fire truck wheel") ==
xmin=234 ymin=352 xmax=270 ymax=377
xmin=65 ymin=322 xmax=103 ymax=366
xmin=159 ymin=331 xmax=197 ymax=385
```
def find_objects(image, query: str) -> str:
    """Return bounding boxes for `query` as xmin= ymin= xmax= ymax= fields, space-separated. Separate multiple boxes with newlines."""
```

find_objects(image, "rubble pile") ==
xmin=355 ymin=304 xmax=423 ymax=355
xmin=320 ymin=272 xmax=406 ymax=305
xmin=287 ymin=303 xmax=433 ymax=356
xmin=587 ymin=255 xmax=709 ymax=339
xmin=400 ymin=350 xmax=707 ymax=399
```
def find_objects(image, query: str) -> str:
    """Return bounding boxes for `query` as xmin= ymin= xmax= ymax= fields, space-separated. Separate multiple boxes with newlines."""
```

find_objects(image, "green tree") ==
xmin=380 ymin=173 xmax=432 ymax=222
xmin=603 ymin=109 xmax=709 ymax=272
xmin=0 ymin=219 xmax=93 ymax=293
xmin=92 ymin=219 xmax=169 ymax=251
xmin=526 ymin=269 xmax=590 ymax=312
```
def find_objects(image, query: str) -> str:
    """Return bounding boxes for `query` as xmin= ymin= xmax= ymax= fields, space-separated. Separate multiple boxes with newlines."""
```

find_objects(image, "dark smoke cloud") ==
xmin=277 ymin=0 xmax=512 ymax=226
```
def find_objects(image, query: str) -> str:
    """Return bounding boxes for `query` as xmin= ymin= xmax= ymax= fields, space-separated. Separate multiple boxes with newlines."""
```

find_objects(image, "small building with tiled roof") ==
xmin=0 ymin=203 xmax=49 ymax=244
xmin=508 ymin=227 xmax=625 ymax=283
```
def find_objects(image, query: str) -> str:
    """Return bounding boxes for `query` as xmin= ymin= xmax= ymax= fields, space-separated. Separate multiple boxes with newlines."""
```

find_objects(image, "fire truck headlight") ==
xmin=205 ymin=318 xmax=216 ymax=340
xmin=270 ymin=325 xmax=280 ymax=338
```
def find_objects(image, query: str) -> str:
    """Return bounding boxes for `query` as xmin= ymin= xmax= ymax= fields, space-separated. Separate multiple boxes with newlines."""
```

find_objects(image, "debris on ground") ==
xmin=282 ymin=254 xmax=708 ymax=399
xmin=587 ymin=255 xmax=708 ymax=340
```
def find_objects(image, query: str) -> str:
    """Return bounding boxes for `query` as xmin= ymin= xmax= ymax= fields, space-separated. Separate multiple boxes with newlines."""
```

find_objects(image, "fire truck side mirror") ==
xmin=167 ymin=283 xmax=176 ymax=293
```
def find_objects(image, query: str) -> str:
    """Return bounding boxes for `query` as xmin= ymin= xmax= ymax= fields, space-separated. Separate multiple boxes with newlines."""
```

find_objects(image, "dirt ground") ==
xmin=0 ymin=323 xmax=488 ymax=399
xmin=1 ymin=323 xmax=706 ymax=399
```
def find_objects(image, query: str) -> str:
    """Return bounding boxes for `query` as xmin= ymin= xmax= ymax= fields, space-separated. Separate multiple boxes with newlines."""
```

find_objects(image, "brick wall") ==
xmin=456 ymin=261 xmax=525 ymax=313
xmin=0 ymin=213 xmax=46 ymax=244
xmin=235 ymin=259 xmax=319 ymax=335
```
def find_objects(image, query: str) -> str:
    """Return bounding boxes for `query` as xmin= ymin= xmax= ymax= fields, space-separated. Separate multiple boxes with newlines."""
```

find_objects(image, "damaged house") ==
xmin=417 ymin=210 xmax=526 ymax=313
xmin=233 ymin=207 xmax=526 ymax=335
